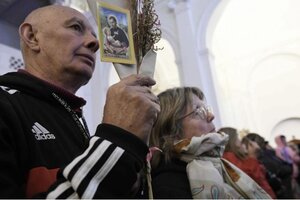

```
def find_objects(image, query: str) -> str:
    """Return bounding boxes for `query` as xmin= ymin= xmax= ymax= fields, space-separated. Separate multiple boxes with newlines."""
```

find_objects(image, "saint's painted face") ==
xmin=108 ymin=17 xmax=117 ymax=28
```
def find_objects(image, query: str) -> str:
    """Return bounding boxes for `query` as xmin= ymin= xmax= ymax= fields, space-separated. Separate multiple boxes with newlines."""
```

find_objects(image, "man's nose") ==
xmin=85 ymin=32 xmax=99 ymax=53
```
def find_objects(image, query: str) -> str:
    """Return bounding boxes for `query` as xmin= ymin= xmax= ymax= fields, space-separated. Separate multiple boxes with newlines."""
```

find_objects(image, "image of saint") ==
xmin=103 ymin=15 xmax=129 ymax=56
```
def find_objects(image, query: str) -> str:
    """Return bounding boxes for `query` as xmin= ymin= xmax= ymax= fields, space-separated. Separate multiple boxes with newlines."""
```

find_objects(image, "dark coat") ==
xmin=0 ymin=71 xmax=148 ymax=198
xmin=151 ymin=158 xmax=192 ymax=199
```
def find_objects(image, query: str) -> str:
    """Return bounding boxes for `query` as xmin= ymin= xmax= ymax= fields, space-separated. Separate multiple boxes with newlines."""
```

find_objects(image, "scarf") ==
xmin=174 ymin=132 xmax=271 ymax=199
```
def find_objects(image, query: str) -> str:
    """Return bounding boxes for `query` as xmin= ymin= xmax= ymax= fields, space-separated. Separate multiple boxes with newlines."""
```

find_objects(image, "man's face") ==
xmin=37 ymin=7 xmax=99 ymax=85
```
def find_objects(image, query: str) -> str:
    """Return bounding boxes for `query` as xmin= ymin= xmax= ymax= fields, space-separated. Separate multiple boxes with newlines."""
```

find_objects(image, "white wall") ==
xmin=208 ymin=0 xmax=300 ymax=144
xmin=153 ymin=0 xmax=222 ymax=127
xmin=0 ymin=20 xmax=19 ymax=49
xmin=152 ymin=0 xmax=300 ymax=145
xmin=0 ymin=44 xmax=23 ymax=74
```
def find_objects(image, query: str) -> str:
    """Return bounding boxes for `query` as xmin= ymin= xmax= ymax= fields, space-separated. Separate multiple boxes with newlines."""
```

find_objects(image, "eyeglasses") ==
xmin=178 ymin=104 xmax=213 ymax=121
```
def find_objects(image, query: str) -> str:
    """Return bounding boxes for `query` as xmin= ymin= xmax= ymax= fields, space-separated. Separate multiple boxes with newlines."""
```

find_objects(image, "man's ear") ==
xmin=19 ymin=22 xmax=40 ymax=52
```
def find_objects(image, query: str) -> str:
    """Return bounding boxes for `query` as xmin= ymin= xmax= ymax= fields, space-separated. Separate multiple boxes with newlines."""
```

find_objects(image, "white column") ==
xmin=168 ymin=0 xmax=221 ymax=127
xmin=197 ymin=48 xmax=221 ymax=127
xmin=168 ymin=0 xmax=204 ymax=88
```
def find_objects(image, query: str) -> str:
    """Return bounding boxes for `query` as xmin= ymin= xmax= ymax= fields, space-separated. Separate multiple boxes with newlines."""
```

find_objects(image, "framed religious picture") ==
xmin=97 ymin=1 xmax=136 ymax=64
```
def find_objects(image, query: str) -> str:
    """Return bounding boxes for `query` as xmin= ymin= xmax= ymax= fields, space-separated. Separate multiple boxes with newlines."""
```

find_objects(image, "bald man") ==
xmin=0 ymin=5 xmax=159 ymax=198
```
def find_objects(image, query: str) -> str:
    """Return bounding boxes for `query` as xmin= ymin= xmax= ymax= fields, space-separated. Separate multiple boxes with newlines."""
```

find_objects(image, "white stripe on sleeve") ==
xmin=82 ymin=147 xmax=125 ymax=199
xmin=46 ymin=181 xmax=72 ymax=199
xmin=71 ymin=140 xmax=112 ymax=190
xmin=66 ymin=192 xmax=79 ymax=199
xmin=63 ymin=137 xmax=99 ymax=177
xmin=47 ymin=137 xmax=99 ymax=199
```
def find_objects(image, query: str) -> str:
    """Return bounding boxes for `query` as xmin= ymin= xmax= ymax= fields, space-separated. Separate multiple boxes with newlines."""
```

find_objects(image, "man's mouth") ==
xmin=77 ymin=54 xmax=95 ymax=66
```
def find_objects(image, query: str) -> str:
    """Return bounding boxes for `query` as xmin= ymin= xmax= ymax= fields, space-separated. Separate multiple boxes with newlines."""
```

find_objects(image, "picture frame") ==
xmin=97 ymin=1 xmax=136 ymax=64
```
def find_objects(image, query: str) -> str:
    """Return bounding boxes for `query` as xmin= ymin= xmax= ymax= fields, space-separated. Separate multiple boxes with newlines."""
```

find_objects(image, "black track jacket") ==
xmin=0 ymin=71 xmax=148 ymax=198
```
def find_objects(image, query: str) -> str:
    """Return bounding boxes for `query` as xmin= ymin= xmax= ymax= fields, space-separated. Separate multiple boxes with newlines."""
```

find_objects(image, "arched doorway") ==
xmin=206 ymin=0 xmax=300 ymax=143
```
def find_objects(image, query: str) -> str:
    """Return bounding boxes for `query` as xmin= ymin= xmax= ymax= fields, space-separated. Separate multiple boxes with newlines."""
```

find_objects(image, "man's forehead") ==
xmin=26 ymin=5 xmax=89 ymax=25
xmin=23 ymin=5 xmax=96 ymax=37
xmin=49 ymin=7 xmax=88 ymax=24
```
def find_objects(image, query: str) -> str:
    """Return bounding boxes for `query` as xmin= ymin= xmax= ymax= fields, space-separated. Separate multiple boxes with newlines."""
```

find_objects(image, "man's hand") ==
xmin=102 ymin=75 xmax=160 ymax=144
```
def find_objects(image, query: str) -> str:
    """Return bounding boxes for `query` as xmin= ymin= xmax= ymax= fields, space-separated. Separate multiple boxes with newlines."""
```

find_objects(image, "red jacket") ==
xmin=223 ymin=152 xmax=276 ymax=198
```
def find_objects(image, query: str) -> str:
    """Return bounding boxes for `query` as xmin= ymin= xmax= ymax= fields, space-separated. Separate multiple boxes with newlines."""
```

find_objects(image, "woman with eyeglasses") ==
xmin=149 ymin=87 xmax=271 ymax=199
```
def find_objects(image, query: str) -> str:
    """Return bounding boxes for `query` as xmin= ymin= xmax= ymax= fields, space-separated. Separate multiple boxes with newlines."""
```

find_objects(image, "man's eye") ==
xmin=71 ymin=24 xmax=82 ymax=32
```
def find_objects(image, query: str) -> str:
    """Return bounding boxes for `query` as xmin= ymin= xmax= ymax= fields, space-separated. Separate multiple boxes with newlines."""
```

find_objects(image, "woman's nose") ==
xmin=207 ymin=111 xmax=215 ymax=122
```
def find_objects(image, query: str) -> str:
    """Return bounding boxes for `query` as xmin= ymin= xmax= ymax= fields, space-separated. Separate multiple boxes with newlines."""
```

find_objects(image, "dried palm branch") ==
xmin=130 ymin=0 xmax=162 ymax=69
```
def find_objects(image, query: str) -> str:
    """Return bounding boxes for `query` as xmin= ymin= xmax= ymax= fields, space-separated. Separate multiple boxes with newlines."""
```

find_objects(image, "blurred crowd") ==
xmin=219 ymin=127 xmax=300 ymax=199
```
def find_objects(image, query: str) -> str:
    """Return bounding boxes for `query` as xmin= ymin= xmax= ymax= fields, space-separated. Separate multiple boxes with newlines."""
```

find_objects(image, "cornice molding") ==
xmin=167 ymin=0 xmax=191 ymax=12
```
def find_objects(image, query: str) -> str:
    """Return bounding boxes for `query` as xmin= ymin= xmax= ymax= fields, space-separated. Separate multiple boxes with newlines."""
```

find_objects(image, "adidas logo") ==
xmin=31 ymin=122 xmax=56 ymax=140
xmin=0 ymin=86 xmax=18 ymax=94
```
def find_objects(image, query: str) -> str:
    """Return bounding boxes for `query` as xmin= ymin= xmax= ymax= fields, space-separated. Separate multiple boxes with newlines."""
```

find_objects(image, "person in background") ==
xmin=220 ymin=127 xmax=276 ymax=198
xmin=288 ymin=138 xmax=300 ymax=187
xmin=0 ymin=5 xmax=160 ymax=198
xmin=246 ymin=133 xmax=293 ymax=198
xmin=275 ymin=135 xmax=300 ymax=198
xmin=150 ymin=87 xmax=271 ymax=199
